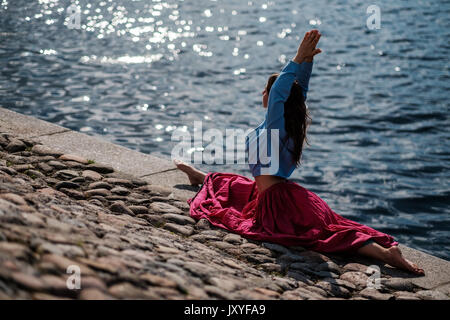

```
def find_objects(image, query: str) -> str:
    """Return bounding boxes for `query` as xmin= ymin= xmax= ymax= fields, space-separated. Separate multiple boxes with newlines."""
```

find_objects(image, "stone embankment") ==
xmin=0 ymin=108 xmax=449 ymax=300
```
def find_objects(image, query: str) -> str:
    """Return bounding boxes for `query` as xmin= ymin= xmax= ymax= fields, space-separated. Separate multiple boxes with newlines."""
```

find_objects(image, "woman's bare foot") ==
xmin=173 ymin=159 xmax=207 ymax=186
xmin=357 ymin=242 xmax=425 ymax=276
xmin=383 ymin=245 xmax=425 ymax=276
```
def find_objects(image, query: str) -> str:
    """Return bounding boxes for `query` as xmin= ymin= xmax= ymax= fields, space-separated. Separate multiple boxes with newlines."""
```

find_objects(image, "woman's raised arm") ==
xmin=266 ymin=30 xmax=322 ymax=129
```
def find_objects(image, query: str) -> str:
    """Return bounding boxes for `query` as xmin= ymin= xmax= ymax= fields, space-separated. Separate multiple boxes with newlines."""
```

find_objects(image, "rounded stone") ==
xmin=150 ymin=202 xmax=183 ymax=214
xmin=111 ymin=186 xmax=130 ymax=196
xmin=109 ymin=201 xmax=134 ymax=215
xmin=55 ymin=181 xmax=80 ymax=190
xmin=59 ymin=154 xmax=89 ymax=164
xmin=85 ymin=163 xmax=114 ymax=174
xmin=82 ymin=170 xmax=103 ymax=181
xmin=128 ymin=206 xmax=149 ymax=215
xmin=85 ymin=188 xmax=111 ymax=198
xmin=53 ymin=169 xmax=79 ymax=180
xmin=6 ymin=139 xmax=26 ymax=153
xmin=88 ymin=181 xmax=112 ymax=190
xmin=31 ymin=145 xmax=63 ymax=157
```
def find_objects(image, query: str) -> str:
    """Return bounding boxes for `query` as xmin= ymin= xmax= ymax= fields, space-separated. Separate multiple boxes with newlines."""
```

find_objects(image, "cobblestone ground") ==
xmin=0 ymin=132 xmax=447 ymax=300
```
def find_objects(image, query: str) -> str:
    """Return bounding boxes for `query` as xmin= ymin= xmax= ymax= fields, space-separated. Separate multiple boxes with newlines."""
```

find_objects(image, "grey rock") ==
xmin=259 ymin=263 xmax=283 ymax=273
xmin=36 ymin=162 xmax=53 ymax=173
xmin=393 ymin=291 xmax=421 ymax=300
xmin=58 ymin=154 xmax=89 ymax=164
xmin=195 ymin=218 xmax=211 ymax=230
xmin=262 ymin=242 xmax=290 ymax=255
xmin=339 ymin=271 xmax=369 ymax=290
xmin=138 ymin=214 xmax=165 ymax=227
xmin=343 ymin=262 xmax=368 ymax=273
xmin=321 ymin=277 xmax=357 ymax=291
xmin=317 ymin=261 xmax=342 ymax=274
xmin=0 ymin=193 xmax=27 ymax=205
xmin=204 ymin=285 xmax=234 ymax=299
xmin=31 ymin=145 xmax=63 ymax=157
xmin=161 ymin=213 xmax=195 ymax=225
xmin=415 ymin=290 xmax=450 ymax=300
xmin=69 ymin=177 xmax=85 ymax=184
xmin=53 ymin=169 xmax=79 ymax=180
xmin=110 ymin=201 xmax=134 ymax=215
xmin=88 ymin=181 xmax=112 ymax=190
xmin=47 ymin=161 xmax=68 ymax=170
xmin=82 ymin=170 xmax=102 ymax=181
xmin=111 ymin=186 xmax=130 ymax=196
xmin=108 ymin=282 xmax=148 ymax=299
xmin=127 ymin=197 xmax=151 ymax=205
xmin=131 ymin=179 xmax=147 ymax=186
xmin=55 ymin=181 xmax=80 ymax=190
xmin=209 ymin=241 xmax=235 ymax=250
xmin=103 ymin=178 xmax=134 ymax=188
xmin=150 ymin=202 xmax=183 ymax=214
xmin=11 ymin=164 xmax=34 ymax=172
xmin=242 ymin=254 xmax=275 ymax=264
xmin=85 ymin=188 xmax=111 ymax=197
xmin=64 ymin=161 xmax=84 ymax=169
xmin=79 ymin=288 xmax=114 ymax=300
xmin=136 ymin=184 xmax=173 ymax=196
xmin=189 ymin=234 xmax=223 ymax=243
xmin=11 ymin=272 xmax=45 ymax=291
xmin=6 ymin=139 xmax=26 ymax=153
xmin=381 ymin=278 xmax=416 ymax=292
xmin=59 ymin=188 xmax=84 ymax=199
xmin=0 ymin=166 xmax=17 ymax=176
xmin=86 ymin=163 xmax=114 ymax=174
xmin=128 ymin=206 xmax=149 ymax=215
xmin=278 ymin=252 xmax=307 ymax=264
xmin=0 ymin=135 xmax=9 ymax=147
xmin=315 ymin=281 xmax=351 ymax=298
xmin=163 ymin=223 xmax=194 ymax=236
xmin=359 ymin=288 xmax=394 ymax=300
xmin=105 ymin=196 xmax=127 ymax=202
xmin=290 ymin=262 xmax=315 ymax=273
xmin=223 ymin=233 xmax=243 ymax=244
xmin=305 ymin=285 xmax=329 ymax=298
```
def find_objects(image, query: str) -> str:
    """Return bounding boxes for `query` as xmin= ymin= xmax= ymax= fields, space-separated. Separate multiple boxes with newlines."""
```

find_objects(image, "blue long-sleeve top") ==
xmin=245 ymin=60 xmax=313 ymax=178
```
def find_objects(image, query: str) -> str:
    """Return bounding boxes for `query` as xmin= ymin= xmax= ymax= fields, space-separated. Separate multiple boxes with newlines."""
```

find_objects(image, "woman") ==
xmin=174 ymin=30 xmax=424 ymax=275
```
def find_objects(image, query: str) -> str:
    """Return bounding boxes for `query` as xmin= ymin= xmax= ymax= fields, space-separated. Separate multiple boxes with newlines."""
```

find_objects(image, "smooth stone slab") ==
xmin=397 ymin=244 xmax=450 ymax=292
xmin=0 ymin=107 xmax=70 ymax=138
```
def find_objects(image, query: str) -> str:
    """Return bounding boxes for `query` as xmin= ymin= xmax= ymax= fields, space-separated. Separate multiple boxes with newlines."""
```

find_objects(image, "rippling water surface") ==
xmin=1 ymin=0 xmax=449 ymax=260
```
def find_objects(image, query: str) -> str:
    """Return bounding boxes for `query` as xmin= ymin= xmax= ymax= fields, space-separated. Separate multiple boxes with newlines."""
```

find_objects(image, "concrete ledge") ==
xmin=399 ymin=245 xmax=450 ymax=291
xmin=0 ymin=108 xmax=70 ymax=138
xmin=1 ymin=106 xmax=449 ymax=297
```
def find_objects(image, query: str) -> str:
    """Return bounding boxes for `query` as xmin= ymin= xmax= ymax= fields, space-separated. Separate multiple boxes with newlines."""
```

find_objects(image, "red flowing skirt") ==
xmin=187 ymin=172 xmax=398 ymax=254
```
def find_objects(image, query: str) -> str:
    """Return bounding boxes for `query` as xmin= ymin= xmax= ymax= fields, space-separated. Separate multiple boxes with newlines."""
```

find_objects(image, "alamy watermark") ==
xmin=366 ymin=5 xmax=381 ymax=30
xmin=66 ymin=3 xmax=81 ymax=30
xmin=366 ymin=265 xmax=381 ymax=289
xmin=66 ymin=265 xmax=81 ymax=290
xmin=171 ymin=121 xmax=281 ymax=174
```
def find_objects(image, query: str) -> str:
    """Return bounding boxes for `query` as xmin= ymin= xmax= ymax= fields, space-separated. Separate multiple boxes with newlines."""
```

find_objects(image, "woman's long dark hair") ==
xmin=266 ymin=73 xmax=311 ymax=167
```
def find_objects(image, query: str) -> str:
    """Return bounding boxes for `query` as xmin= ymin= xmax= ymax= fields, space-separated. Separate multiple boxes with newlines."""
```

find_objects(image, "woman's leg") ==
xmin=173 ymin=159 xmax=207 ymax=185
xmin=356 ymin=242 xmax=425 ymax=275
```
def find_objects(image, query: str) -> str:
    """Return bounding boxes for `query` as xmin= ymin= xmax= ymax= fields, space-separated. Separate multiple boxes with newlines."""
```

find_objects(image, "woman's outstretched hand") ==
xmin=293 ymin=30 xmax=322 ymax=63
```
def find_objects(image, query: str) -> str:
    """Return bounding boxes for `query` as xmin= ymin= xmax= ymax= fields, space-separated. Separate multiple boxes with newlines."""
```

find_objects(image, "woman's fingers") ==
xmin=313 ymin=33 xmax=321 ymax=46
xmin=312 ymin=48 xmax=322 ymax=56
xmin=303 ymin=31 xmax=310 ymax=42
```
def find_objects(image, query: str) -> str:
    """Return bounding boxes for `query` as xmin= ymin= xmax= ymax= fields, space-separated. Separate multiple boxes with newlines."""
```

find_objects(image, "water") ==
xmin=1 ymin=0 xmax=449 ymax=260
